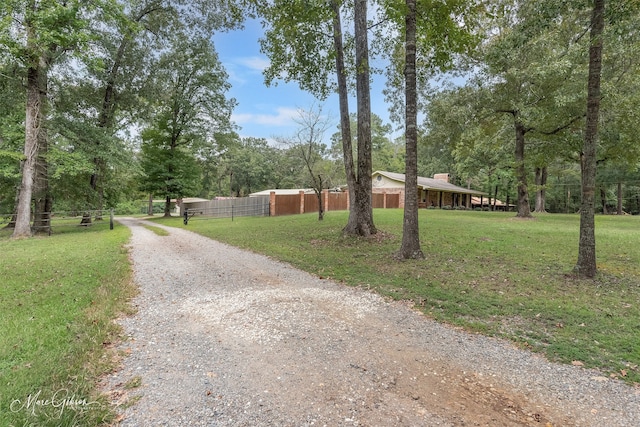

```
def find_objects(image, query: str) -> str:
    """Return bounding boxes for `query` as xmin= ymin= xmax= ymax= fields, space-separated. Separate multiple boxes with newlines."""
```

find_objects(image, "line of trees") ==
xmin=2 ymin=0 xmax=639 ymax=277
xmin=257 ymin=0 xmax=640 ymax=276
xmin=417 ymin=0 xmax=639 ymax=276
xmin=0 ymin=0 xmax=244 ymax=234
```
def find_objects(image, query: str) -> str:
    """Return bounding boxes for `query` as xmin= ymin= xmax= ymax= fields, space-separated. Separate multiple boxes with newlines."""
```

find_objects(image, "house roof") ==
xmin=152 ymin=197 xmax=210 ymax=203
xmin=373 ymin=171 xmax=487 ymax=195
xmin=249 ymin=189 xmax=315 ymax=197
xmin=471 ymin=196 xmax=514 ymax=207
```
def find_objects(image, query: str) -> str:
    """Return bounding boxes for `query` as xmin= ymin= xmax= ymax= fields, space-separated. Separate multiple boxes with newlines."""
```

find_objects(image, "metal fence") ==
xmin=1 ymin=209 xmax=115 ymax=234
xmin=183 ymin=197 xmax=270 ymax=224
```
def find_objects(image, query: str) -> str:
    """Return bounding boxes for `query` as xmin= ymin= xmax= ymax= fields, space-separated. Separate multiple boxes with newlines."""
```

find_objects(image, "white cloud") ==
xmin=230 ymin=112 xmax=253 ymax=124
xmin=222 ymin=56 xmax=269 ymax=87
xmin=232 ymin=107 xmax=299 ymax=127
xmin=236 ymin=56 xmax=270 ymax=72
xmin=224 ymin=65 xmax=246 ymax=86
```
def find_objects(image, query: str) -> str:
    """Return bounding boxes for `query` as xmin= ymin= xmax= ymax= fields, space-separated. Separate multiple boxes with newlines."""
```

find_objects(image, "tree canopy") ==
xmin=0 ymin=0 xmax=638 ymax=282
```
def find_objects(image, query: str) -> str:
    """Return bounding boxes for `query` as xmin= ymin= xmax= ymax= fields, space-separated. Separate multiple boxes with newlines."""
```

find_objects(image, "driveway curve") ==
xmin=104 ymin=217 xmax=640 ymax=426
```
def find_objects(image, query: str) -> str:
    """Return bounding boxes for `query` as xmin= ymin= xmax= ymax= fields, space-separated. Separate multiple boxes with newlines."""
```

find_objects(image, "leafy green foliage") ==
xmin=223 ymin=137 xmax=279 ymax=196
xmin=0 ymin=0 xmax=100 ymax=66
xmin=418 ymin=0 xmax=640 ymax=216
xmin=138 ymin=122 xmax=202 ymax=202
xmin=331 ymin=113 xmax=405 ymax=174
xmin=257 ymin=0 xmax=339 ymax=99
xmin=0 ymin=0 xmax=246 ymax=219
xmin=138 ymin=35 xmax=234 ymax=208
xmin=382 ymin=0 xmax=483 ymax=122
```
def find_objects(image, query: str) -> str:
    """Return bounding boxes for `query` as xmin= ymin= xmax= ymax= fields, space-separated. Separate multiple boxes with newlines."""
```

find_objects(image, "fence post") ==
xmin=110 ymin=208 xmax=114 ymax=230
xmin=323 ymin=189 xmax=329 ymax=212
xmin=299 ymin=190 xmax=305 ymax=214
xmin=270 ymin=191 xmax=276 ymax=216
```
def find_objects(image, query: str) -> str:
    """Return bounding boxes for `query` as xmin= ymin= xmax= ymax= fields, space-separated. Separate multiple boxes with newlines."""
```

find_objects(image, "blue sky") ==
xmin=212 ymin=19 xmax=397 ymax=145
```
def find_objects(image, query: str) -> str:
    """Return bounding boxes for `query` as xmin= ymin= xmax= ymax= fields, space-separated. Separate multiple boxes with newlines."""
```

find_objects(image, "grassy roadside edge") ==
xmin=0 ymin=221 xmax=138 ymax=426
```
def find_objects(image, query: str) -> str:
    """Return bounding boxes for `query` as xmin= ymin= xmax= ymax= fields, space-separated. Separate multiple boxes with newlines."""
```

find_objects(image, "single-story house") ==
xmin=470 ymin=196 xmax=515 ymax=211
xmin=249 ymin=188 xmax=316 ymax=197
xmin=151 ymin=197 xmax=210 ymax=215
xmin=372 ymin=171 xmax=487 ymax=209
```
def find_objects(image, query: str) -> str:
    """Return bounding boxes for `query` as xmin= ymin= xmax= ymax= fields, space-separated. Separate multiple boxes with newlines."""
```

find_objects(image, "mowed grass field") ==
xmin=1 ymin=209 xmax=638 ymax=427
xmin=0 ymin=219 xmax=135 ymax=427
xmin=154 ymin=209 xmax=640 ymax=384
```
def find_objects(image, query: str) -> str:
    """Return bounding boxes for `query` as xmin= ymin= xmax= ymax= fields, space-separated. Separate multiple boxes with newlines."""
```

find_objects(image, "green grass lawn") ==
xmin=153 ymin=209 xmax=640 ymax=384
xmin=1 ymin=209 xmax=637 ymax=427
xmin=0 ymin=219 xmax=135 ymax=427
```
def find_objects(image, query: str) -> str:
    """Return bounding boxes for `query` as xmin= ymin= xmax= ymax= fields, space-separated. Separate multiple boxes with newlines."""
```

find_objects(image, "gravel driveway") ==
xmin=104 ymin=217 xmax=640 ymax=426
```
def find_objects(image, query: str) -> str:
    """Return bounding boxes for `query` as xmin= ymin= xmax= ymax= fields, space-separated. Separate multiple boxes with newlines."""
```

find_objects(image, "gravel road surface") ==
xmin=104 ymin=217 xmax=640 ymax=426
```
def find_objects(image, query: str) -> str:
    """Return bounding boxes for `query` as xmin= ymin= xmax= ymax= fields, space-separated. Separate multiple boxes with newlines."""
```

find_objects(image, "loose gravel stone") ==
xmin=103 ymin=218 xmax=640 ymax=426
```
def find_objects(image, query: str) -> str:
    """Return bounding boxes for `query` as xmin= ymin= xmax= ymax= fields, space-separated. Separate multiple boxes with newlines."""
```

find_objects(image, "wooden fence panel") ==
xmin=372 ymin=193 xmax=385 ymax=208
xmin=327 ymin=192 xmax=348 ymax=211
xmin=274 ymin=194 xmax=300 ymax=216
xmin=304 ymin=193 xmax=319 ymax=213
xmin=386 ymin=193 xmax=400 ymax=208
xmin=372 ymin=193 xmax=401 ymax=208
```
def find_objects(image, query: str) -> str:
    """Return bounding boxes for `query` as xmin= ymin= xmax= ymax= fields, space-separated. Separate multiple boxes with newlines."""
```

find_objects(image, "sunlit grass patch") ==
xmin=142 ymin=224 xmax=170 ymax=236
xmin=0 ymin=219 xmax=135 ymax=426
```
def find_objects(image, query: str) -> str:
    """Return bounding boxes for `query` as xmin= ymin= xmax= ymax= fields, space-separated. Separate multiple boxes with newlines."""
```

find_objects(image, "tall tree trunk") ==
xmin=89 ymin=37 xmax=129 ymax=222
xmin=90 ymin=6 xmax=154 ymax=221
xmin=13 ymin=55 xmax=46 ymax=238
xmin=617 ymin=182 xmax=623 ymax=215
xmin=345 ymin=0 xmax=376 ymax=237
xmin=534 ymin=166 xmax=548 ymax=213
xmin=32 ymin=134 xmax=52 ymax=233
xmin=80 ymin=211 xmax=92 ymax=225
xmin=600 ymin=187 xmax=608 ymax=214
xmin=575 ymin=0 xmax=604 ymax=278
xmin=486 ymin=170 xmax=492 ymax=210
xmin=514 ymin=120 xmax=532 ymax=218
xmin=330 ymin=0 xmax=357 ymax=232
xmin=164 ymin=195 xmax=172 ymax=217
xmin=316 ymin=175 xmax=324 ymax=221
xmin=399 ymin=0 xmax=423 ymax=259
xmin=32 ymin=72 xmax=51 ymax=234
xmin=148 ymin=193 xmax=154 ymax=216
